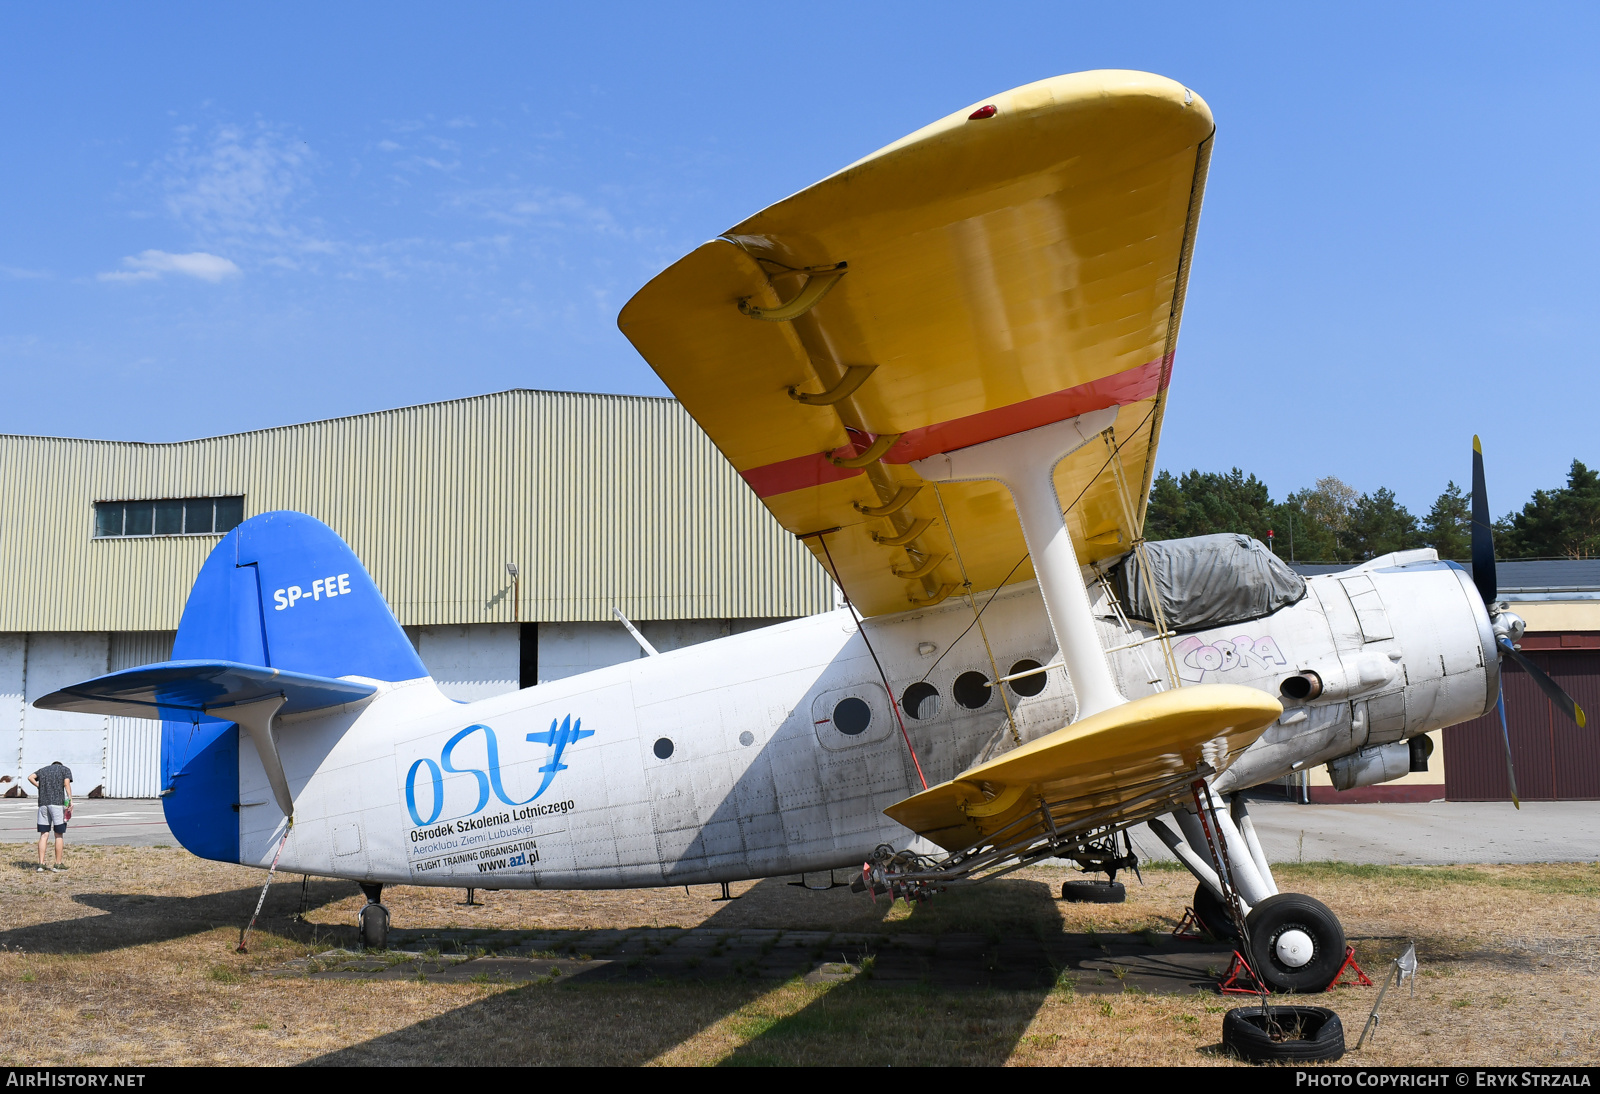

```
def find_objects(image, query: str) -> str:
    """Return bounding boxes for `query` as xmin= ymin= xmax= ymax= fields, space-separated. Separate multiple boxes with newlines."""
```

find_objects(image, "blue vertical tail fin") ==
xmin=164 ymin=511 xmax=425 ymax=861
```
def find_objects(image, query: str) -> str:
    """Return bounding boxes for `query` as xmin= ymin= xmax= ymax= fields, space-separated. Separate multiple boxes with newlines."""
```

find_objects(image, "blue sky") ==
xmin=2 ymin=4 xmax=1596 ymax=518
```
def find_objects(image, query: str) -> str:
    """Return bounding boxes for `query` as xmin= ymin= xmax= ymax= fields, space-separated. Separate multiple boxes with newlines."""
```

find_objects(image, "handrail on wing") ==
xmin=788 ymin=363 xmax=877 ymax=406
xmin=738 ymin=262 xmax=847 ymax=321
xmin=872 ymin=516 xmax=932 ymax=547
xmin=829 ymin=432 xmax=901 ymax=468
xmin=908 ymin=582 xmax=958 ymax=608
xmin=892 ymin=552 xmax=947 ymax=580
xmin=855 ymin=484 xmax=921 ymax=517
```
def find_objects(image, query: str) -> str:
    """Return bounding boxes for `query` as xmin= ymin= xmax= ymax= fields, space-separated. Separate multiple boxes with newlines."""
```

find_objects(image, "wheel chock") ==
xmin=1218 ymin=950 xmax=1262 ymax=995
xmin=1326 ymin=945 xmax=1374 ymax=990
xmin=1173 ymin=906 xmax=1206 ymax=941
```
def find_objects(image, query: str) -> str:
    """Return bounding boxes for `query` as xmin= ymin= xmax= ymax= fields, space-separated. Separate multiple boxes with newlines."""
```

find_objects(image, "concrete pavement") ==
xmin=0 ymin=798 xmax=174 ymax=847
xmin=1129 ymin=800 xmax=1600 ymax=866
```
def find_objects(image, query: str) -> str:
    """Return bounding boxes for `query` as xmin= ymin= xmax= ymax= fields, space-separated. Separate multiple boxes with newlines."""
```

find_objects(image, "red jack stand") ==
xmin=1217 ymin=950 xmax=1262 ymax=995
xmin=1326 ymin=945 xmax=1373 ymax=990
xmin=1173 ymin=906 xmax=1206 ymax=940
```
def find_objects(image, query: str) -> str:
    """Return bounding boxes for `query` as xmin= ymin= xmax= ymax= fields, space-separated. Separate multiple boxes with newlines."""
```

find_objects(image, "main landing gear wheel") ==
xmin=1062 ymin=879 xmax=1125 ymax=903
xmin=1245 ymin=893 xmax=1346 ymax=994
xmin=1192 ymin=884 xmax=1240 ymax=941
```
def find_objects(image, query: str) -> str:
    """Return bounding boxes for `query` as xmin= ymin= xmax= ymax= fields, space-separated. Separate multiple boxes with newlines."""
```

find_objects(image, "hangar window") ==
xmin=94 ymin=496 xmax=244 ymax=539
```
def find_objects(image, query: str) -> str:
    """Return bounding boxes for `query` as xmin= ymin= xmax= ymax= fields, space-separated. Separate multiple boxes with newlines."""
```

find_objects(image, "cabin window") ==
xmin=94 ymin=496 xmax=244 ymax=539
xmin=902 ymin=681 xmax=941 ymax=720
xmin=832 ymin=697 xmax=872 ymax=735
xmin=653 ymin=737 xmax=674 ymax=759
xmin=1007 ymin=659 xmax=1047 ymax=698
xmin=953 ymin=670 xmax=992 ymax=710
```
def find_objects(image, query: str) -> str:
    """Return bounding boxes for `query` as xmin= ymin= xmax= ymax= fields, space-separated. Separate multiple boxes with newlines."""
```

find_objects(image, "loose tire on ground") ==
xmin=1192 ymin=883 xmax=1240 ymax=940
xmin=1221 ymin=1005 xmax=1345 ymax=1063
xmin=1061 ymin=879 xmax=1125 ymax=903
xmin=1245 ymin=892 xmax=1346 ymax=993
xmin=357 ymin=902 xmax=390 ymax=950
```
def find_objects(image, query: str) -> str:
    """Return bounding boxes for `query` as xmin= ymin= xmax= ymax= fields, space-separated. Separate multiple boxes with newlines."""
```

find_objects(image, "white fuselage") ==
xmin=243 ymin=553 xmax=1496 ymax=887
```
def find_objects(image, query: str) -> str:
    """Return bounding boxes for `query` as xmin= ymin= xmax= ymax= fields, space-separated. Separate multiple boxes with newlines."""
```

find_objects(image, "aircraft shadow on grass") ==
xmin=0 ymin=877 xmax=362 ymax=955
xmin=305 ymin=877 xmax=1235 ymax=1067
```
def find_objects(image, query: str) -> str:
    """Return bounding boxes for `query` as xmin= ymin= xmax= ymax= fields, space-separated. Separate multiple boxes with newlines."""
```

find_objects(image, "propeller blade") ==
xmin=1495 ymin=688 xmax=1521 ymax=810
xmin=1471 ymin=435 xmax=1497 ymax=605
xmin=1500 ymin=638 xmax=1589 ymax=729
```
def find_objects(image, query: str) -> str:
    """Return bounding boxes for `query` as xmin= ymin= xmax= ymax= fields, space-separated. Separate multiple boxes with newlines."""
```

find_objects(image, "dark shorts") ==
xmin=36 ymin=804 xmax=66 ymax=835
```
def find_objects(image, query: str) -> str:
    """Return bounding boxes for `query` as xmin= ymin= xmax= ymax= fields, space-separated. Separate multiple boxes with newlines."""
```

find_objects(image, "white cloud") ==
xmin=99 ymin=250 xmax=241 ymax=283
xmin=156 ymin=123 xmax=333 ymax=257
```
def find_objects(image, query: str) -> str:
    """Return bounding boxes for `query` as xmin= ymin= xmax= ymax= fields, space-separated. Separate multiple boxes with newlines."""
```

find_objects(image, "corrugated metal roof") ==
xmin=0 ymin=390 xmax=835 ymax=631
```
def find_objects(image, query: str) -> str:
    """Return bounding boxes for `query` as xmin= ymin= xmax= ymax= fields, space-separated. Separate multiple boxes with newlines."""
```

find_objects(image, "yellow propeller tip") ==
xmin=1473 ymin=435 xmax=1483 ymax=453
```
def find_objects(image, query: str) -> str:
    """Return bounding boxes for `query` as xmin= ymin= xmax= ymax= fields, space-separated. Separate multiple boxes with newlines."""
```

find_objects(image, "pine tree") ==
xmin=1423 ymin=481 xmax=1471 ymax=561
xmin=1497 ymin=460 xmax=1600 ymax=559
xmin=1345 ymin=487 xmax=1423 ymax=560
xmin=1274 ymin=490 xmax=1345 ymax=562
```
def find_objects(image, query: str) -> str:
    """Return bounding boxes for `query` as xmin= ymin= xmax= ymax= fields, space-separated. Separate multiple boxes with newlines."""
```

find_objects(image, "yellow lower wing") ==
xmin=884 ymin=686 xmax=1282 ymax=851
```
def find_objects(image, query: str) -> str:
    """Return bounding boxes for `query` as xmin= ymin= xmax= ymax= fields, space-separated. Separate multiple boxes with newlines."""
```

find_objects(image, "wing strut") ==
xmin=913 ymin=407 xmax=1126 ymax=719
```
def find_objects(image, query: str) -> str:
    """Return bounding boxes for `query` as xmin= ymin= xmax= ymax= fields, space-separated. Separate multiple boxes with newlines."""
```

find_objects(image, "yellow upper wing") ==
xmin=618 ymin=71 xmax=1213 ymax=616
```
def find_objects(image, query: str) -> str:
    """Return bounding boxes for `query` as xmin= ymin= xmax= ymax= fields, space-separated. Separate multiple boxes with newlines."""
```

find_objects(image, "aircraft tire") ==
xmin=1245 ymin=893 xmax=1346 ymax=994
xmin=357 ymin=902 xmax=390 ymax=950
xmin=1192 ymin=884 xmax=1240 ymax=941
xmin=1221 ymin=1005 xmax=1345 ymax=1063
xmin=1061 ymin=879 xmax=1125 ymax=903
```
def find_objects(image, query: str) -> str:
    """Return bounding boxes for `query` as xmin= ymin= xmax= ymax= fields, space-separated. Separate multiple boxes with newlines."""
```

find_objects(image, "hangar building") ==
xmin=1 ymin=390 xmax=833 ymax=797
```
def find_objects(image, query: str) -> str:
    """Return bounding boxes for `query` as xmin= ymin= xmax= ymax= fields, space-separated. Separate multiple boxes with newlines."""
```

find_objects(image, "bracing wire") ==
xmin=932 ymin=484 xmax=1021 ymax=746
xmin=813 ymin=532 xmax=928 ymax=790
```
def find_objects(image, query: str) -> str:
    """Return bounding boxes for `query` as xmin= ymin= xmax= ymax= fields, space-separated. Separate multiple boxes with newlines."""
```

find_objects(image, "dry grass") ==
xmin=0 ymin=845 xmax=1595 ymax=1066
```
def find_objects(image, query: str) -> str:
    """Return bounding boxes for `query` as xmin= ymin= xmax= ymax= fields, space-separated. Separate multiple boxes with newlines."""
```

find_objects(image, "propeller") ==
xmin=1469 ymin=435 xmax=1588 ymax=809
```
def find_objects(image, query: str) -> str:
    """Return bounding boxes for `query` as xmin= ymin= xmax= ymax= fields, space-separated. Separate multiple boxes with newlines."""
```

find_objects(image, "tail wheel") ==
xmin=1245 ymin=893 xmax=1346 ymax=993
xmin=357 ymin=902 xmax=390 ymax=950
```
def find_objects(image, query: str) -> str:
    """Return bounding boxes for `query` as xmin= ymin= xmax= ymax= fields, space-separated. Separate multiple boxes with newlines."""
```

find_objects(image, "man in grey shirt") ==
xmin=29 ymin=761 xmax=71 ymax=873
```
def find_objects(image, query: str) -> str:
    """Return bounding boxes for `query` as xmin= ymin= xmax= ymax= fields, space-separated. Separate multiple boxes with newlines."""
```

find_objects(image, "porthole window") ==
xmin=1007 ymin=659 xmax=1047 ymax=698
xmin=952 ymin=670 xmax=992 ymax=710
xmin=653 ymin=737 xmax=674 ymax=759
xmin=902 ymin=684 xmax=934 ymax=716
xmin=902 ymin=681 xmax=941 ymax=720
xmin=738 ymin=730 xmax=755 ymax=747
xmin=832 ymin=697 xmax=872 ymax=735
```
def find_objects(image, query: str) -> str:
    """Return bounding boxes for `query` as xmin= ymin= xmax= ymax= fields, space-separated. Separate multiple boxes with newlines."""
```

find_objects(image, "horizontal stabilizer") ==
xmin=33 ymin=659 xmax=377 ymax=723
xmin=884 ymin=685 xmax=1281 ymax=850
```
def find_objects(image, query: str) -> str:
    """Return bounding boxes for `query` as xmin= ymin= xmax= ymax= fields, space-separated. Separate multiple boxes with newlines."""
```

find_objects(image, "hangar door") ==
xmin=1444 ymin=645 xmax=1600 ymax=801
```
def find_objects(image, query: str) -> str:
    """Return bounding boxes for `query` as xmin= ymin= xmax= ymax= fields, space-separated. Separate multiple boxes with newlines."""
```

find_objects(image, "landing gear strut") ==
xmin=357 ymin=882 xmax=389 ymax=950
xmin=1152 ymin=789 xmax=1349 ymax=994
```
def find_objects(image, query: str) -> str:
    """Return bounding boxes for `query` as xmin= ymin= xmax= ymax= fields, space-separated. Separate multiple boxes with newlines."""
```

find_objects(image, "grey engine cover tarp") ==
xmin=1110 ymin=533 xmax=1306 ymax=632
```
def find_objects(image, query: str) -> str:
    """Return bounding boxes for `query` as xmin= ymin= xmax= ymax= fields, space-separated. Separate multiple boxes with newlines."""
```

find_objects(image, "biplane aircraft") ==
xmin=38 ymin=70 xmax=1585 ymax=994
